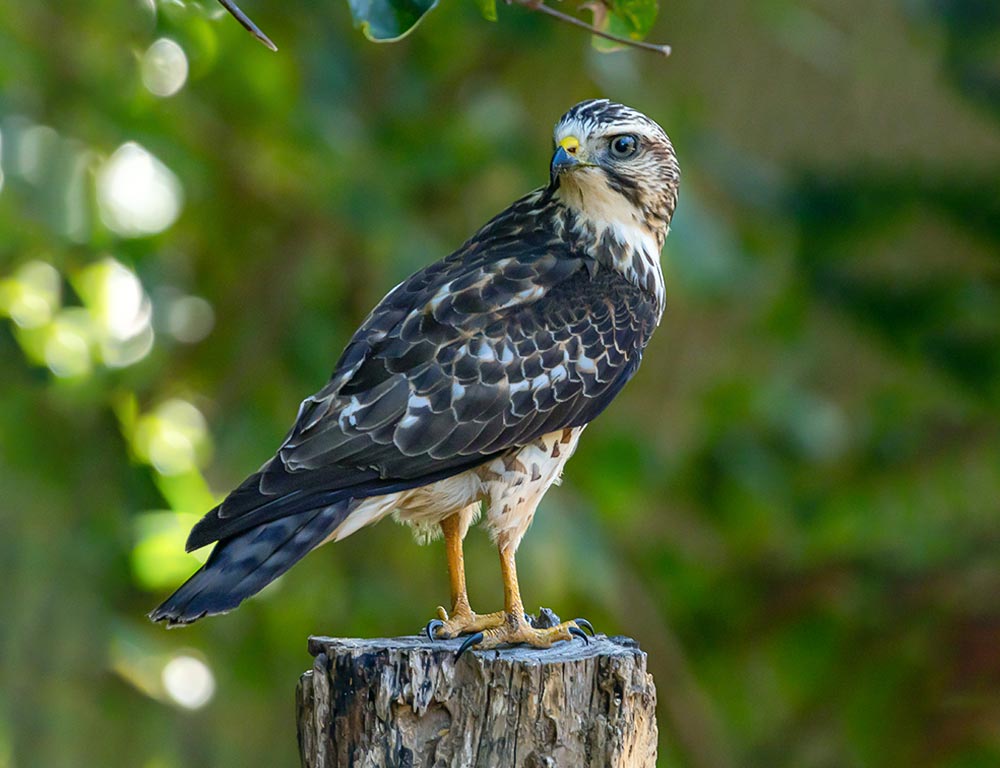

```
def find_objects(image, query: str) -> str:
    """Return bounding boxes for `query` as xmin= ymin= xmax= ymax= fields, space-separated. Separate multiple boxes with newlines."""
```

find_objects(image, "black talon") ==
xmin=455 ymin=632 xmax=484 ymax=659
xmin=574 ymin=618 xmax=595 ymax=636
xmin=569 ymin=626 xmax=590 ymax=644
xmin=425 ymin=619 xmax=445 ymax=641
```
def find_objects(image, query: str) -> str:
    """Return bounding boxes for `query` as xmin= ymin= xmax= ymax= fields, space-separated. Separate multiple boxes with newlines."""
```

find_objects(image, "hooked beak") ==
xmin=550 ymin=136 xmax=581 ymax=182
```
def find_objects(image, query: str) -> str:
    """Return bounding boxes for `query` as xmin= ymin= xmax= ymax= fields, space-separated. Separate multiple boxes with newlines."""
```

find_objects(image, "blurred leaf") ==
xmin=909 ymin=0 xmax=1000 ymax=118
xmin=154 ymin=470 xmax=218 ymax=518
xmin=131 ymin=511 xmax=206 ymax=589
xmin=586 ymin=0 xmax=659 ymax=52
xmin=346 ymin=0 xmax=440 ymax=42
xmin=473 ymin=0 xmax=498 ymax=23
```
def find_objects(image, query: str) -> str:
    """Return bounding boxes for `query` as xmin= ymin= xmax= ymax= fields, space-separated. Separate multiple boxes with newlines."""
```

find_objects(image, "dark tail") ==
xmin=148 ymin=501 xmax=351 ymax=626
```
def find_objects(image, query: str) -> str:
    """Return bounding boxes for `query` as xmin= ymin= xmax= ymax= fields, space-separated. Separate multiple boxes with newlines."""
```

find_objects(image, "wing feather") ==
xmin=187 ymin=194 xmax=660 ymax=549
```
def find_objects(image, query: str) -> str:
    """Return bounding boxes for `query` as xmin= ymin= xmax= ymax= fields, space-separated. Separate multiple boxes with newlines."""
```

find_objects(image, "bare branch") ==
xmin=214 ymin=0 xmax=670 ymax=57
xmin=510 ymin=0 xmax=671 ymax=56
xmin=216 ymin=0 xmax=278 ymax=51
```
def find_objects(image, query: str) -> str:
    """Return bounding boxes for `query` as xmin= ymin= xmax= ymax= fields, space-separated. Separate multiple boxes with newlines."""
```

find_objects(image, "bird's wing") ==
xmin=186 ymin=219 xmax=660 ymax=550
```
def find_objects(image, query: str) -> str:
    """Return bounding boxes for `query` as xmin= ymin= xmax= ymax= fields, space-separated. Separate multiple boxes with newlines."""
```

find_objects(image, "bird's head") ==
xmin=550 ymin=99 xmax=680 ymax=251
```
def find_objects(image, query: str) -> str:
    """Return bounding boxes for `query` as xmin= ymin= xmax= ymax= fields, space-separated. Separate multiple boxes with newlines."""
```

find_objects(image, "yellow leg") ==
xmin=458 ymin=540 xmax=592 ymax=652
xmin=426 ymin=515 xmax=504 ymax=639
xmin=499 ymin=541 xmax=524 ymax=627
xmin=444 ymin=514 xmax=471 ymax=615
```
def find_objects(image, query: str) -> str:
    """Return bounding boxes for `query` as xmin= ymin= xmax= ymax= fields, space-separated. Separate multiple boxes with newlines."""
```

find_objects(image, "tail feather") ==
xmin=148 ymin=502 xmax=350 ymax=626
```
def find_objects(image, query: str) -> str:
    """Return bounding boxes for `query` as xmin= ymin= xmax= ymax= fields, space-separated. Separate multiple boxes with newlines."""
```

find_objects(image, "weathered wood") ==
xmin=296 ymin=632 xmax=657 ymax=768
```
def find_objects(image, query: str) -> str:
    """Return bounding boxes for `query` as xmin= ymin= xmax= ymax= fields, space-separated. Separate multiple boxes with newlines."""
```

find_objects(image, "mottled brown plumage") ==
xmin=150 ymin=100 xmax=680 ymax=648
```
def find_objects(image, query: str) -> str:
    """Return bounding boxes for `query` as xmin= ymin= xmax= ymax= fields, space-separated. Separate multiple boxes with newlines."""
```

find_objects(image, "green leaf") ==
xmin=474 ymin=0 xmax=498 ymax=23
xmin=588 ymin=0 xmax=659 ymax=52
xmin=131 ymin=511 xmax=207 ymax=590
xmin=346 ymin=0 xmax=440 ymax=41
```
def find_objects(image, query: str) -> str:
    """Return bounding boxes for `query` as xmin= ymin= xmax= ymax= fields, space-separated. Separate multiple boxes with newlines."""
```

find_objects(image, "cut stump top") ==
xmin=307 ymin=632 xmax=644 ymax=663
xmin=299 ymin=633 xmax=657 ymax=768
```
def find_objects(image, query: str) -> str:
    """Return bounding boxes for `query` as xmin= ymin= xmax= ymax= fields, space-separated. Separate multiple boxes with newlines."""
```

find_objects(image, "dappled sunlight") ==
xmin=96 ymin=142 xmax=183 ymax=237
xmin=77 ymin=257 xmax=156 ymax=368
xmin=116 ymin=390 xmax=221 ymax=513
xmin=162 ymin=654 xmax=216 ymax=710
xmin=16 ymin=123 xmax=58 ymax=185
xmin=0 ymin=116 xmax=184 ymax=244
xmin=0 ymin=117 xmax=95 ymax=241
xmin=132 ymin=510 xmax=207 ymax=590
xmin=0 ymin=260 xmax=61 ymax=328
xmin=0 ymin=257 xmax=160 ymax=375
xmin=110 ymin=630 xmax=167 ymax=702
xmin=119 ymin=394 xmax=220 ymax=589
xmin=141 ymin=38 xmax=189 ymax=98
xmin=110 ymin=631 xmax=216 ymax=711
xmin=165 ymin=293 xmax=215 ymax=343
xmin=43 ymin=308 xmax=95 ymax=378
xmin=132 ymin=398 xmax=211 ymax=476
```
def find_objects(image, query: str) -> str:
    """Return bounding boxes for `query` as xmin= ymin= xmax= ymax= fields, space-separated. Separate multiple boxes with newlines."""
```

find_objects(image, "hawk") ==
xmin=150 ymin=99 xmax=680 ymax=650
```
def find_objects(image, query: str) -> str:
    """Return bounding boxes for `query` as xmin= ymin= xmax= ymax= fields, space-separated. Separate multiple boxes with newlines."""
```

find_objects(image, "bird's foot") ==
xmin=425 ymin=604 xmax=505 ymax=640
xmin=455 ymin=613 xmax=594 ymax=657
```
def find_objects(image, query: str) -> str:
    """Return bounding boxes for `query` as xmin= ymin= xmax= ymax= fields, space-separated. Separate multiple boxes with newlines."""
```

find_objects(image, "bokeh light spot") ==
xmin=102 ymin=262 xmax=146 ymax=338
xmin=133 ymin=399 xmax=210 ymax=476
xmin=141 ymin=38 xmax=189 ymax=98
xmin=17 ymin=124 xmax=58 ymax=184
xmin=44 ymin=309 xmax=94 ymax=378
xmin=167 ymin=294 xmax=215 ymax=343
xmin=0 ymin=260 xmax=61 ymax=328
xmin=96 ymin=142 xmax=183 ymax=237
xmin=161 ymin=654 xmax=215 ymax=710
xmin=78 ymin=258 xmax=156 ymax=367
xmin=131 ymin=511 xmax=206 ymax=589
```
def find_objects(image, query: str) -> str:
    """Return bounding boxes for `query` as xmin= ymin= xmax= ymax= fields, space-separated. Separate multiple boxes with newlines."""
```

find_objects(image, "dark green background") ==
xmin=1 ymin=1 xmax=999 ymax=766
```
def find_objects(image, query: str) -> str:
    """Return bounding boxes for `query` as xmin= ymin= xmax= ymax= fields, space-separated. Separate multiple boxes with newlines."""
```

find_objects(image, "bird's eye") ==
xmin=609 ymin=135 xmax=639 ymax=159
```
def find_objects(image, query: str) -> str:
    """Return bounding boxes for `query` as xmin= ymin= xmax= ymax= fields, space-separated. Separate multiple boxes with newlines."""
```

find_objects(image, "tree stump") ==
xmin=296 ymin=632 xmax=657 ymax=768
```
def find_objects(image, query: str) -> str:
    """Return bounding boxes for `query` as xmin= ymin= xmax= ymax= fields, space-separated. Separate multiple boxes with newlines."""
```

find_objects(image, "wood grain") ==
xmin=297 ymin=633 xmax=658 ymax=768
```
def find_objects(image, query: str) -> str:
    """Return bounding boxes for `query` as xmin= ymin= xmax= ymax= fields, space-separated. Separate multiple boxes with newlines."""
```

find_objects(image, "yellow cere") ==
xmin=558 ymin=136 xmax=580 ymax=153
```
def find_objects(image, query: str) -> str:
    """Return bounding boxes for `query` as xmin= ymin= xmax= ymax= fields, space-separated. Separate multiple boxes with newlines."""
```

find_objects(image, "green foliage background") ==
xmin=1 ymin=1 xmax=999 ymax=767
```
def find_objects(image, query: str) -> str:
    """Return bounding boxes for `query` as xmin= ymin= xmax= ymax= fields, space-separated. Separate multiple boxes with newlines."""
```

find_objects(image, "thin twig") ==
xmin=512 ymin=0 xmax=671 ymax=56
xmin=214 ymin=0 xmax=670 ymax=57
xmin=216 ymin=0 xmax=278 ymax=51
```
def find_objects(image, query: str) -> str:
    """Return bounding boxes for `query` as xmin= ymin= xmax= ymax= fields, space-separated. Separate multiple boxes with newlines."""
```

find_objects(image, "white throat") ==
xmin=555 ymin=176 xmax=666 ymax=316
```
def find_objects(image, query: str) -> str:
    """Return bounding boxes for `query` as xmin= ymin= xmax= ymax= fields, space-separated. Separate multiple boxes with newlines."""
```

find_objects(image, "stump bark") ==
xmin=296 ymin=633 xmax=657 ymax=768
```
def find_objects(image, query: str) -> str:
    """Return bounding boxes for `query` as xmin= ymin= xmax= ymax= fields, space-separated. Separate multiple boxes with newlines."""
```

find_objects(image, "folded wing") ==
xmin=186 ymin=216 xmax=660 ymax=551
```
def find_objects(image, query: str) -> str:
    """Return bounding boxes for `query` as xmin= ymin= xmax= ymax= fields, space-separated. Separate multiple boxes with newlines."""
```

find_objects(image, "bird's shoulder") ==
xmin=323 ymin=189 xmax=592 ymax=393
